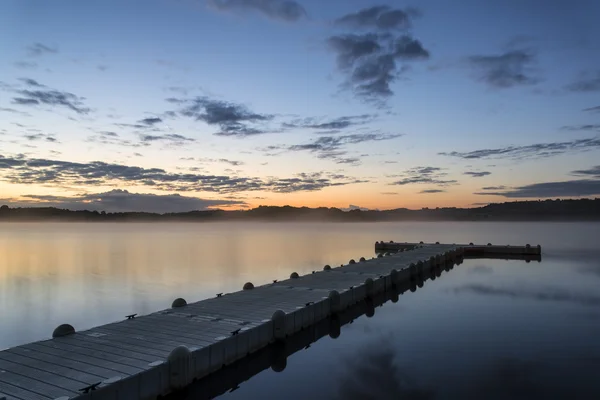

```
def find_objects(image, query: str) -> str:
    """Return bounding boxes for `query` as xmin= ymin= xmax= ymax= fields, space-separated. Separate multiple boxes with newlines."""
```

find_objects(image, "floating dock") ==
xmin=375 ymin=242 xmax=541 ymax=259
xmin=0 ymin=243 xmax=540 ymax=400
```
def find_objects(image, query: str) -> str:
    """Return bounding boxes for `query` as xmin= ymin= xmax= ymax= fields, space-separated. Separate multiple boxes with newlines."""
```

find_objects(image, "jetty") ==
xmin=0 ymin=242 xmax=540 ymax=400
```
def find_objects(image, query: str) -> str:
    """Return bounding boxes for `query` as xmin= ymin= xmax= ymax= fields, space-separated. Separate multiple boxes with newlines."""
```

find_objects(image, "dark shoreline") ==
xmin=1 ymin=198 xmax=599 ymax=222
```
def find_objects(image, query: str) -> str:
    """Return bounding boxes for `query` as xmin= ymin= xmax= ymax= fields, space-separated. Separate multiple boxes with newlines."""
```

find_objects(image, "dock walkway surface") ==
xmin=0 ymin=243 xmax=540 ymax=400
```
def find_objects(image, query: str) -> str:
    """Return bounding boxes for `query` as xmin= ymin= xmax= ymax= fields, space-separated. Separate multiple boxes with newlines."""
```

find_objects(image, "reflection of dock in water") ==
xmin=0 ymin=242 xmax=540 ymax=400
xmin=166 ymin=261 xmax=455 ymax=400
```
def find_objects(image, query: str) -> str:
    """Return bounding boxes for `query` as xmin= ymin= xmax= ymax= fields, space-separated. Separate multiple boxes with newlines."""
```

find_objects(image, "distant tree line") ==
xmin=1 ymin=198 xmax=600 ymax=222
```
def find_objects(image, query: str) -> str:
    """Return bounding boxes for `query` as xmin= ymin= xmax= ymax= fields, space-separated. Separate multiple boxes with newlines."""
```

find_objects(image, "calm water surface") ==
xmin=1 ymin=222 xmax=599 ymax=399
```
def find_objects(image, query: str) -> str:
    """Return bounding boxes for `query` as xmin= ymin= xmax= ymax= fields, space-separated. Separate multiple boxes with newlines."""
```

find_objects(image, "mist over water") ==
xmin=1 ymin=222 xmax=599 ymax=398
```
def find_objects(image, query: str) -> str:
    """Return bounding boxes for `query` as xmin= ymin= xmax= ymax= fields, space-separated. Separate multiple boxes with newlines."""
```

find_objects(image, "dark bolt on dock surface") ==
xmin=0 ymin=242 xmax=540 ymax=400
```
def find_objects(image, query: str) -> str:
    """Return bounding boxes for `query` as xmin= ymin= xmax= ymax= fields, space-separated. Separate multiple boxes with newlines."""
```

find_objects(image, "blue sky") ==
xmin=1 ymin=0 xmax=600 ymax=212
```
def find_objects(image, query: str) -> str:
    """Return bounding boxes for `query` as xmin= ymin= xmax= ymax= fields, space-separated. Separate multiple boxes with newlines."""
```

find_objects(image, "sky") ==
xmin=1 ymin=0 xmax=600 ymax=213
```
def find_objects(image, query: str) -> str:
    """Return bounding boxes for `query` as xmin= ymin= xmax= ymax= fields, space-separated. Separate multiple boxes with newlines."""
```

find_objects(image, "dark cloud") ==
xmin=328 ymin=32 xmax=430 ymax=105
xmin=172 ymin=96 xmax=273 ymax=137
xmin=474 ymin=180 xmax=600 ymax=198
xmin=334 ymin=6 xmax=419 ymax=31
xmin=97 ymin=65 xmax=108 ymax=71
xmin=571 ymin=165 xmax=600 ymax=178
xmin=11 ymin=82 xmax=91 ymax=114
xmin=5 ymin=189 xmax=244 ymax=213
xmin=561 ymin=124 xmax=600 ymax=132
xmin=208 ymin=0 xmax=307 ymax=22
xmin=464 ymin=171 xmax=492 ymax=178
xmin=381 ymin=192 xmax=398 ymax=195
xmin=23 ymin=133 xmax=58 ymax=143
xmin=440 ymin=137 xmax=600 ymax=160
xmin=12 ymin=98 xmax=40 ymax=105
xmin=481 ymin=186 xmax=506 ymax=190
xmin=18 ymin=78 xmax=44 ymax=87
xmin=393 ymin=35 xmax=430 ymax=59
xmin=139 ymin=117 xmax=163 ymax=126
xmin=139 ymin=133 xmax=195 ymax=144
xmin=453 ymin=283 xmax=600 ymax=306
xmin=583 ymin=106 xmax=600 ymax=113
xmin=115 ymin=123 xmax=148 ymax=129
xmin=467 ymin=50 xmax=539 ymax=88
xmin=27 ymin=43 xmax=58 ymax=57
xmin=0 ymin=154 xmax=361 ymax=194
xmin=566 ymin=70 xmax=600 ymax=92
xmin=420 ymin=189 xmax=445 ymax=193
xmin=289 ymin=132 xmax=401 ymax=154
xmin=389 ymin=166 xmax=457 ymax=187
xmin=328 ymin=34 xmax=383 ymax=69
xmin=283 ymin=114 xmax=376 ymax=132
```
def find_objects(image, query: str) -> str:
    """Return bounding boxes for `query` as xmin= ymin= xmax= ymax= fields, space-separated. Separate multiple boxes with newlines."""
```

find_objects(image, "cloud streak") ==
xmin=207 ymin=0 xmax=307 ymax=22
xmin=334 ymin=5 xmax=418 ymax=31
xmin=474 ymin=180 xmax=600 ymax=198
xmin=10 ymin=80 xmax=91 ymax=114
xmin=440 ymin=137 xmax=600 ymax=160
xmin=388 ymin=166 xmax=457 ymax=187
xmin=464 ymin=171 xmax=492 ymax=178
xmin=282 ymin=114 xmax=376 ymax=133
xmin=0 ymin=154 xmax=362 ymax=194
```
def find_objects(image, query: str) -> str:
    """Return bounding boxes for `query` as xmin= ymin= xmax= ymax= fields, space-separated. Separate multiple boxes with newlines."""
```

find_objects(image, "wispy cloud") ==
xmin=9 ymin=79 xmax=91 ymax=114
xmin=583 ymin=106 xmax=600 ymax=113
xmin=282 ymin=114 xmax=377 ymax=133
xmin=169 ymin=96 xmax=274 ymax=137
xmin=481 ymin=185 xmax=506 ymax=190
xmin=180 ymin=157 xmax=245 ymax=166
xmin=0 ymin=154 xmax=363 ymax=194
xmin=139 ymin=133 xmax=195 ymax=145
xmin=18 ymin=78 xmax=45 ymax=87
xmin=27 ymin=43 xmax=58 ymax=57
xmin=13 ymin=61 xmax=38 ymax=69
xmin=388 ymin=166 xmax=457 ymax=187
xmin=440 ymin=137 xmax=600 ymax=160
xmin=138 ymin=117 xmax=163 ymax=126
xmin=23 ymin=133 xmax=59 ymax=143
xmin=467 ymin=49 xmax=539 ymax=88
xmin=561 ymin=124 xmax=600 ymax=132
xmin=572 ymin=165 xmax=600 ymax=178
xmin=286 ymin=132 xmax=400 ymax=165
xmin=464 ymin=171 xmax=492 ymax=178
xmin=207 ymin=0 xmax=307 ymax=22
xmin=0 ymin=107 xmax=31 ymax=116
xmin=419 ymin=189 xmax=445 ymax=194
xmin=334 ymin=5 xmax=419 ymax=31
xmin=566 ymin=70 xmax=600 ymax=93
xmin=474 ymin=180 xmax=600 ymax=198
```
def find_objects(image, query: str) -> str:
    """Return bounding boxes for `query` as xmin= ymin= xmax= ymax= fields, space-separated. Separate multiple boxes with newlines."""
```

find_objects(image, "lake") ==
xmin=1 ymin=222 xmax=600 ymax=399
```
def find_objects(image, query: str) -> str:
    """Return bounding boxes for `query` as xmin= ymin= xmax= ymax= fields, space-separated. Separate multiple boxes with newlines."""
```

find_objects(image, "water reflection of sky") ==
xmin=217 ymin=257 xmax=600 ymax=399
xmin=1 ymin=222 xmax=599 ymax=398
